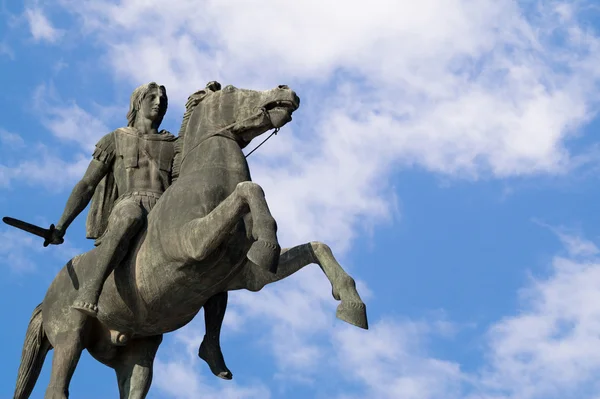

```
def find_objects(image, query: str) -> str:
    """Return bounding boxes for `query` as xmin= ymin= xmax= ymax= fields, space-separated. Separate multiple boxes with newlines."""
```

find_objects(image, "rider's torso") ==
xmin=112 ymin=129 xmax=175 ymax=196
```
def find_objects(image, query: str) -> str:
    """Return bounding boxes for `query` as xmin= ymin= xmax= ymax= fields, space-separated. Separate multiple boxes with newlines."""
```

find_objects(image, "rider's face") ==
xmin=140 ymin=87 xmax=167 ymax=123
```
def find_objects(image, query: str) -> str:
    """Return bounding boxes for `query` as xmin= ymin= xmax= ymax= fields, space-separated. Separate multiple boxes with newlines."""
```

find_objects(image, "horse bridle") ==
xmin=244 ymin=106 xmax=280 ymax=158
xmin=178 ymin=106 xmax=281 ymax=170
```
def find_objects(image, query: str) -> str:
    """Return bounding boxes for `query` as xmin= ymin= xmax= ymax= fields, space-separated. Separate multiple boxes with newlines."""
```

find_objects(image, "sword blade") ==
xmin=2 ymin=216 xmax=52 ymax=239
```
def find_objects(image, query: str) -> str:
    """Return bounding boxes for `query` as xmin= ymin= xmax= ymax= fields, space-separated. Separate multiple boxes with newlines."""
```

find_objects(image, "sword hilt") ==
xmin=43 ymin=224 xmax=56 ymax=247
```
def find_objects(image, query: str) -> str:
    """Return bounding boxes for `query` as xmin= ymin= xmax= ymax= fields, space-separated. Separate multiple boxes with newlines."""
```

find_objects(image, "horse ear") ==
xmin=185 ymin=90 xmax=208 ymax=109
xmin=185 ymin=82 xmax=221 ymax=110
xmin=206 ymin=81 xmax=221 ymax=92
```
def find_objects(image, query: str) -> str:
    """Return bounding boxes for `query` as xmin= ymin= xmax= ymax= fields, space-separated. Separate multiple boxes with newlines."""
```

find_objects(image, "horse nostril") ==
xmin=278 ymin=85 xmax=289 ymax=90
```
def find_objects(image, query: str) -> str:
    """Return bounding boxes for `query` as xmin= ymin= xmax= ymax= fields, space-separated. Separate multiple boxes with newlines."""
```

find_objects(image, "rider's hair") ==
xmin=127 ymin=82 xmax=168 ymax=128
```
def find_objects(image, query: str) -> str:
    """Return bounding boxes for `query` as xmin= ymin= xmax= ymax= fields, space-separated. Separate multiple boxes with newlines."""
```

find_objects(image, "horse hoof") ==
xmin=247 ymin=240 xmax=280 ymax=273
xmin=336 ymin=301 xmax=369 ymax=330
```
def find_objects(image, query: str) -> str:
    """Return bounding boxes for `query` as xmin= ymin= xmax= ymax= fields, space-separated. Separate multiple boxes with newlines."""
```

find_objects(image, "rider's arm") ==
xmin=56 ymin=133 xmax=115 ymax=233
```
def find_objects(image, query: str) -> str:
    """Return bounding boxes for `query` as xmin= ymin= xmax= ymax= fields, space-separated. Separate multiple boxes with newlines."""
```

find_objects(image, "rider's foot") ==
xmin=72 ymin=301 xmax=98 ymax=318
xmin=198 ymin=335 xmax=232 ymax=380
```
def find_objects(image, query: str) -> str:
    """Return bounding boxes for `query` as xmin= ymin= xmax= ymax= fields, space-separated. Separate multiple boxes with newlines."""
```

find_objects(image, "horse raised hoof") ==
xmin=336 ymin=301 xmax=369 ymax=330
xmin=247 ymin=239 xmax=280 ymax=273
xmin=72 ymin=301 xmax=98 ymax=318
xmin=198 ymin=336 xmax=233 ymax=380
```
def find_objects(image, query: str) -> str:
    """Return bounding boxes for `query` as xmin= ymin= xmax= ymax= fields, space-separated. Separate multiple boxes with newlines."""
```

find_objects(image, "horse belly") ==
xmin=43 ymin=251 xmax=142 ymax=340
xmin=136 ymin=249 xmax=247 ymax=335
xmin=96 ymin=262 xmax=144 ymax=333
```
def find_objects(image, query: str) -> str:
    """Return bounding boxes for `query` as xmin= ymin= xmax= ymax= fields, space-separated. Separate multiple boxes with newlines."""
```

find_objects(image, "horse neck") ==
xmin=179 ymin=133 xmax=252 ymax=185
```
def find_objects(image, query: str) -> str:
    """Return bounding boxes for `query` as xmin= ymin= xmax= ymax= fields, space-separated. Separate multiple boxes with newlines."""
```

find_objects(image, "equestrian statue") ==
xmin=9 ymin=81 xmax=368 ymax=399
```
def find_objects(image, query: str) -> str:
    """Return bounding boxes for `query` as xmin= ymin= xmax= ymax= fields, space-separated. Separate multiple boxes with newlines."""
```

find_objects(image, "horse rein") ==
xmin=178 ymin=106 xmax=280 ymax=170
xmin=245 ymin=127 xmax=280 ymax=158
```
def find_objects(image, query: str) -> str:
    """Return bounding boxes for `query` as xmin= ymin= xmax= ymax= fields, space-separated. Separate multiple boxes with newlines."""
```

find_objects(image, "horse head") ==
xmin=177 ymin=82 xmax=300 ymax=168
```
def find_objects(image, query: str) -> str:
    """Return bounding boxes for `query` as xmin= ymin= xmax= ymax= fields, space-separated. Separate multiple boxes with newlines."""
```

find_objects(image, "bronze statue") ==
xmin=11 ymin=82 xmax=368 ymax=399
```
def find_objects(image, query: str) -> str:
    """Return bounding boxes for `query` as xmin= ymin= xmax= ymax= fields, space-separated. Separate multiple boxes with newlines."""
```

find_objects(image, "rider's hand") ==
xmin=49 ymin=226 xmax=65 ymax=245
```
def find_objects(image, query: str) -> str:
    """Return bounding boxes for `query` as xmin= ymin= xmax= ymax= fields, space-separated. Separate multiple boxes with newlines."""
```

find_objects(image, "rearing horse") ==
xmin=13 ymin=83 xmax=368 ymax=399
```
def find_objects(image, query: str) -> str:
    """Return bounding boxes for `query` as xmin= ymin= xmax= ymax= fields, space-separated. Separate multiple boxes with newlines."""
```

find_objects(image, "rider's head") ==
xmin=127 ymin=82 xmax=168 ymax=128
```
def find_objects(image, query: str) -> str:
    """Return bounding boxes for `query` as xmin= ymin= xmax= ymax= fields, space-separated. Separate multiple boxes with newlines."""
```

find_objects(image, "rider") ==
xmin=49 ymin=81 xmax=233 ymax=379
xmin=49 ymin=82 xmax=176 ymax=317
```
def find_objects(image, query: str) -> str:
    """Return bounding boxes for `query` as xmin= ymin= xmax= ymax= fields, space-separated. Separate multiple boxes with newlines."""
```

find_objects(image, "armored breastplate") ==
xmin=114 ymin=127 xmax=175 ymax=173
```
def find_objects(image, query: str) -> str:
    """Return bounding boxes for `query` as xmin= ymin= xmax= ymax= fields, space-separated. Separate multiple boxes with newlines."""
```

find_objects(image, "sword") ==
xmin=2 ymin=216 xmax=62 ymax=247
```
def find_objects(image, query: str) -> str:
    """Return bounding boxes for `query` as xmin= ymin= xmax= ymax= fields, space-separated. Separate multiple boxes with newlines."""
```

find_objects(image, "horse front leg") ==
xmin=175 ymin=182 xmax=279 ymax=271
xmin=229 ymin=242 xmax=368 ymax=330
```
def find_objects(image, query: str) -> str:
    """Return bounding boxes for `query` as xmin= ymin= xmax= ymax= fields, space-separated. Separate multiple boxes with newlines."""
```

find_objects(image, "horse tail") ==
xmin=13 ymin=303 xmax=51 ymax=399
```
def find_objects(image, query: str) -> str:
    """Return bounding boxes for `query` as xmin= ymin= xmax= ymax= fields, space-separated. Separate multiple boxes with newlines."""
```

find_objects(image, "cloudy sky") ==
xmin=2 ymin=1 xmax=600 ymax=398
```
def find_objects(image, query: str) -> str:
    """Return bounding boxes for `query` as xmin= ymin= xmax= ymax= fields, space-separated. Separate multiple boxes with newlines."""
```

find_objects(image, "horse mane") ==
xmin=172 ymin=85 xmax=218 ymax=179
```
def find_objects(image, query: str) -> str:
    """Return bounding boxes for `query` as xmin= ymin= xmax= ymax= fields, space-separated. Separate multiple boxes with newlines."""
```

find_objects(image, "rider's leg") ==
xmin=198 ymin=292 xmax=232 ymax=380
xmin=73 ymin=198 xmax=145 ymax=317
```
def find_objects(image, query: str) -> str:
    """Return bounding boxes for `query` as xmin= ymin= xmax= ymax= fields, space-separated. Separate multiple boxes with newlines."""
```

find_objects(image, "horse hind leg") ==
xmin=113 ymin=335 xmax=163 ymax=399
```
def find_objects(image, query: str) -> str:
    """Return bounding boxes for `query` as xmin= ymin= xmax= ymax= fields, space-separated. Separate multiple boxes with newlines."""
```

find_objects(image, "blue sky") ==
xmin=2 ymin=1 xmax=600 ymax=398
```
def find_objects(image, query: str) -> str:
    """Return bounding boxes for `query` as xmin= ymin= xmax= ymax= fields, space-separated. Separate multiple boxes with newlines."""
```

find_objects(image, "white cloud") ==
xmin=333 ymin=320 xmax=465 ymax=399
xmin=25 ymin=7 xmax=64 ymax=43
xmin=0 ymin=229 xmax=41 ymax=273
xmin=533 ymin=220 xmax=600 ymax=258
xmin=0 ymin=129 xmax=25 ymax=148
xmin=154 ymin=357 xmax=270 ymax=399
xmin=33 ymin=83 xmax=113 ymax=152
xmin=0 ymin=227 xmax=81 ymax=273
xmin=557 ymin=233 xmax=600 ymax=258
xmin=0 ymin=144 xmax=89 ymax=191
xmin=477 ymin=250 xmax=600 ymax=399
xmin=152 ymin=319 xmax=272 ymax=398
xmin=0 ymin=85 xmax=115 ymax=192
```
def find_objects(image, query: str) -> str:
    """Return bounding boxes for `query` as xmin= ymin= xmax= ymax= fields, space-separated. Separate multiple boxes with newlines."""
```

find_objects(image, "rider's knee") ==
xmin=122 ymin=211 xmax=144 ymax=231
xmin=111 ymin=203 xmax=144 ymax=233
